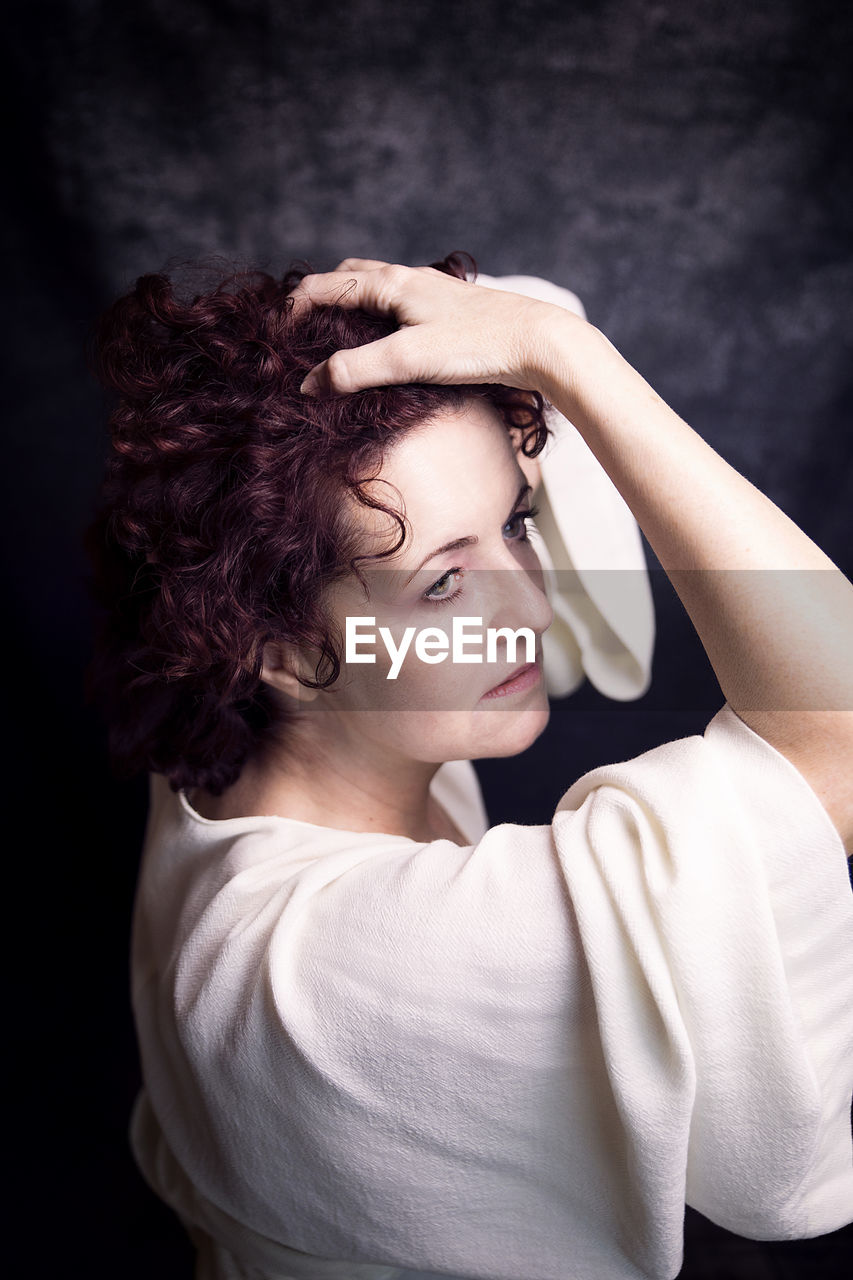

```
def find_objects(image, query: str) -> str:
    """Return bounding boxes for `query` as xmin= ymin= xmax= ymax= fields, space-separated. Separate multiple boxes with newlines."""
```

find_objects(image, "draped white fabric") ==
xmin=131 ymin=707 xmax=853 ymax=1280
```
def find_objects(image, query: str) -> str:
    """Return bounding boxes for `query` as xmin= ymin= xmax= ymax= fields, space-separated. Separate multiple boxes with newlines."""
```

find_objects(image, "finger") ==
xmin=300 ymin=328 xmax=448 ymax=397
xmin=288 ymin=270 xmax=363 ymax=317
xmin=290 ymin=263 xmax=423 ymax=324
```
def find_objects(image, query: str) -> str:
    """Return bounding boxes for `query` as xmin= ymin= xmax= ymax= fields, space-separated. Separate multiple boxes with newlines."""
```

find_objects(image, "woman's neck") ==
xmin=191 ymin=716 xmax=466 ymax=844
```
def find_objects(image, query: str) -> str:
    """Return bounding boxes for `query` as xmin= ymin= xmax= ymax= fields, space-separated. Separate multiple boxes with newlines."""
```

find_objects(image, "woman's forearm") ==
xmin=539 ymin=317 xmax=853 ymax=848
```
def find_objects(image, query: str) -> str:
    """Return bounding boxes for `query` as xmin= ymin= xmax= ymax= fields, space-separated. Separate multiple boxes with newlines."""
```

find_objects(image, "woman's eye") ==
xmin=503 ymin=505 xmax=539 ymax=540
xmin=424 ymin=568 xmax=462 ymax=602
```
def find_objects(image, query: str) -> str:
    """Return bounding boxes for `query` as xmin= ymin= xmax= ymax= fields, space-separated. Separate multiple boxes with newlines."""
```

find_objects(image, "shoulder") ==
xmin=430 ymin=758 xmax=489 ymax=843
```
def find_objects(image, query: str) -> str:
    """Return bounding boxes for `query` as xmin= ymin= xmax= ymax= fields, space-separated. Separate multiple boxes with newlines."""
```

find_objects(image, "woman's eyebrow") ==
xmin=402 ymin=482 xmax=532 ymax=587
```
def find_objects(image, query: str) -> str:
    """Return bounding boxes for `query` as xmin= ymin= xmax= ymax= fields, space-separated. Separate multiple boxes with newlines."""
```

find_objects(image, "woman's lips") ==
xmin=480 ymin=661 xmax=541 ymax=700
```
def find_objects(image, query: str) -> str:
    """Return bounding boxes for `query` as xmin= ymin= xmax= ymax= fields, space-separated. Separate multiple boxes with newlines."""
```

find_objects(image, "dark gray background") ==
xmin=7 ymin=1 xmax=851 ymax=1275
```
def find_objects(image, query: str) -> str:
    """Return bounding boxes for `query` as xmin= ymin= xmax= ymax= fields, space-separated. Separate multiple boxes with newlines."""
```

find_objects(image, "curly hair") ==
xmin=85 ymin=252 xmax=550 ymax=795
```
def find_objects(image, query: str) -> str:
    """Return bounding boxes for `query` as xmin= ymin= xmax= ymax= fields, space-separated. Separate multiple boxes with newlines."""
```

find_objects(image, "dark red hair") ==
xmin=85 ymin=252 xmax=549 ymax=794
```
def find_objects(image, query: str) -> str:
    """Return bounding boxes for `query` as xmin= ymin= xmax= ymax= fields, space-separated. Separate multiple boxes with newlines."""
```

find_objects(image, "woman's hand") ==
xmin=289 ymin=258 xmax=588 ymax=398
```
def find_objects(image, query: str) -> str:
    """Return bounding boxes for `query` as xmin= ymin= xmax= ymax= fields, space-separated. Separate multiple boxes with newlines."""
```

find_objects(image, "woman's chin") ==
xmin=470 ymin=699 xmax=551 ymax=759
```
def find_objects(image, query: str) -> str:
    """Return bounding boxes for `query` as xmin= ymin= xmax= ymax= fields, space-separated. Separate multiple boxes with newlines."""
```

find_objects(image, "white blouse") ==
xmin=131 ymin=710 xmax=852 ymax=1280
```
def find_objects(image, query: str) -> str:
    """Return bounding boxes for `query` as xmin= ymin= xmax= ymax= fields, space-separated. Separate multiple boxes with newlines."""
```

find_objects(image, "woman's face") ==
xmin=299 ymin=398 xmax=554 ymax=766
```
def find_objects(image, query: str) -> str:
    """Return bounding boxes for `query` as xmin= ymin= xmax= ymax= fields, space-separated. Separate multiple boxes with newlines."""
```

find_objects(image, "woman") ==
xmin=88 ymin=254 xmax=853 ymax=1280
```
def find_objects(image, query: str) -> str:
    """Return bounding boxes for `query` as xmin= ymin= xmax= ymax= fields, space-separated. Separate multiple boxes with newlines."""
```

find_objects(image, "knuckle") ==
xmin=325 ymin=350 xmax=353 ymax=393
xmin=384 ymin=263 xmax=408 ymax=287
xmin=290 ymin=274 xmax=317 ymax=299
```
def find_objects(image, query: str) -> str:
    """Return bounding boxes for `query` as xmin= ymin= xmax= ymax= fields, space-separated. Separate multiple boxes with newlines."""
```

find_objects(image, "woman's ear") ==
xmin=260 ymin=642 xmax=322 ymax=703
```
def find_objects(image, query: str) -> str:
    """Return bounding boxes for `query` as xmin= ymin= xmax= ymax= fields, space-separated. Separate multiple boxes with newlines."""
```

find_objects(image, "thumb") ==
xmin=300 ymin=329 xmax=441 ymax=397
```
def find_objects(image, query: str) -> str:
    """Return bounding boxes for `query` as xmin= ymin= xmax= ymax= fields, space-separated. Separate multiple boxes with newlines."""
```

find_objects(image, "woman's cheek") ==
xmin=345 ymin=617 xmax=482 ymax=713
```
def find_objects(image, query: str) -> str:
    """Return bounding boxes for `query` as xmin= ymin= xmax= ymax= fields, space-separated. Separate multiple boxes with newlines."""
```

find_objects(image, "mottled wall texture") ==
xmin=7 ymin=1 xmax=851 ymax=1275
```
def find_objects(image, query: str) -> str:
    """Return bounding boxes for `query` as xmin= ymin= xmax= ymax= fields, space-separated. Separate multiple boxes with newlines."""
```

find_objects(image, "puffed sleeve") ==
xmin=555 ymin=705 xmax=853 ymax=1245
xmin=137 ymin=707 xmax=852 ymax=1280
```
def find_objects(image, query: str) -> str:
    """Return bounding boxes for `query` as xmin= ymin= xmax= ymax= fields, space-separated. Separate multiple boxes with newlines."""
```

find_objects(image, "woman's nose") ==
xmin=481 ymin=561 xmax=554 ymax=639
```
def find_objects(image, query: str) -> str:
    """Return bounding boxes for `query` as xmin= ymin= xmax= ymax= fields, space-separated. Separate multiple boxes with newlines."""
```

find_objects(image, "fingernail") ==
xmin=300 ymin=372 xmax=320 ymax=396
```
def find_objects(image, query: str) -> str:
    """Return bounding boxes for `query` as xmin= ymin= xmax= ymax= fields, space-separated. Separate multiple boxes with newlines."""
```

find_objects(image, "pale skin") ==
xmin=195 ymin=258 xmax=853 ymax=856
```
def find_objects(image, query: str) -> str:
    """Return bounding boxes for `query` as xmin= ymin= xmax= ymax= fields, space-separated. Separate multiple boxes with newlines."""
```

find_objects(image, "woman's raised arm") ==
xmin=291 ymin=261 xmax=853 ymax=852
